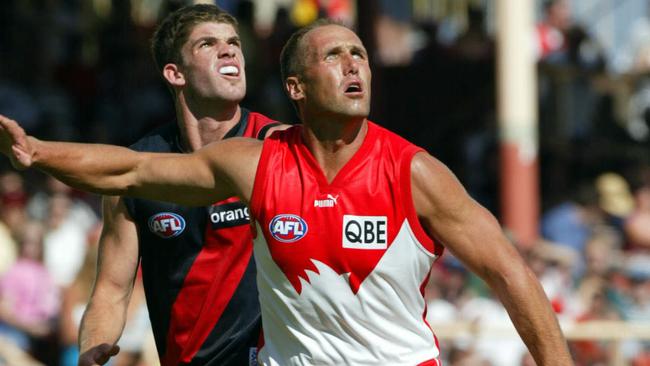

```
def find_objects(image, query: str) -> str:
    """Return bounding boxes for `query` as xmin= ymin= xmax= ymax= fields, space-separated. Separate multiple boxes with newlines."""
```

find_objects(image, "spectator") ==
xmin=0 ymin=171 xmax=27 ymax=209
xmin=578 ymin=228 xmax=622 ymax=294
xmin=25 ymin=176 xmax=97 ymax=290
xmin=0 ymin=171 xmax=22 ymax=275
xmin=536 ymin=0 xmax=606 ymax=142
xmin=571 ymin=282 xmax=619 ymax=366
xmin=42 ymin=192 xmax=90 ymax=287
xmin=456 ymin=291 xmax=528 ymax=366
xmin=425 ymin=268 xmax=459 ymax=325
xmin=0 ymin=221 xmax=59 ymax=353
xmin=535 ymin=0 xmax=572 ymax=61
xmin=541 ymin=181 xmax=603 ymax=256
xmin=613 ymin=266 xmax=650 ymax=364
xmin=595 ymin=172 xmax=635 ymax=231
xmin=625 ymin=180 xmax=650 ymax=250
xmin=446 ymin=343 xmax=490 ymax=366
xmin=27 ymin=175 xmax=98 ymax=231
xmin=424 ymin=266 xmax=459 ymax=365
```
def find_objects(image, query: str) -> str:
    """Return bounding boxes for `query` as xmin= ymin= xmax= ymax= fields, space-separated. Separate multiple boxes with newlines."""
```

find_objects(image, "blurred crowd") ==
xmin=427 ymin=167 xmax=650 ymax=366
xmin=422 ymin=1 xmax=650 ymax=364
xmin=0 ymin=0 xmax=649 ymax=365
xmin=0 ymin=172 xmax=157 ymax=365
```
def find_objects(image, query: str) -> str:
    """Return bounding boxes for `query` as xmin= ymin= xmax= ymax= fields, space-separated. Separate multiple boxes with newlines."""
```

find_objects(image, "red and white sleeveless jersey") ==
xmin=250 ymin=122 xmax=444 ymax=365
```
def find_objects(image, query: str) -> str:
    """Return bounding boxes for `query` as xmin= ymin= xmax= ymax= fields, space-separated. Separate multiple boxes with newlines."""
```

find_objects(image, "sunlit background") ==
xmin=0 ymin=0 xmax=649 ymax=365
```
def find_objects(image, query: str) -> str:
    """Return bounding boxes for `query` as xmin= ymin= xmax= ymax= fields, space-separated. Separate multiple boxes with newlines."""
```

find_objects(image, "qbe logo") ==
xmin=342 ymin=215 xmax=388 ymax=249
xmin=148 ymin=212 xmax=186 ymax=238
xmin=269 ymin=214 xmax=308 ymax=243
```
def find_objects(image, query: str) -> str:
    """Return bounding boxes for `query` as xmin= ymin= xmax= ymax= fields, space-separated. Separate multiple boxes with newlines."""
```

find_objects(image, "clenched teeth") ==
xmin=219 ymin=66 xmax=239 ymax=76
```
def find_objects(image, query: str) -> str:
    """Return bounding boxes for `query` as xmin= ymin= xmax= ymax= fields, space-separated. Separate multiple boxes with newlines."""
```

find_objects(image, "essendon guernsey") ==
xmin=123 ymin=109 xmax=278 ymax=365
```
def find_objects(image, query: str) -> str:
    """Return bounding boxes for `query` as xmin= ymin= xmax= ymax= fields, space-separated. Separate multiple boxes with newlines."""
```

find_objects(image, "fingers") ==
xmin=0 ymin=114 xmax=12 ymax=128
xmin=12 ymin=145 xmax=32 ymax=169
xmin=79 ymin=344 xmax=120 ymax=366
xmin=0 ymin=115 xmax=27 ymax=145
xmin=94 ymin=344 xmax=120 ymax=364
xmin=0 ymin=115 xmax=32 ymax=169
xmin=0 ymin=115 xmax=24 ymax=140
xmin=0 ymin=117 xmax=15 ymax=155
xmin=107 ymin=344 xmax=120 ymax=357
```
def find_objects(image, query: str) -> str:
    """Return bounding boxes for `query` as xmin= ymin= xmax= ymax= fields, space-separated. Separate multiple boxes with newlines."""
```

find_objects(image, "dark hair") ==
xmin=279 ymin=18 xmax=343 ymax=83
xmin=151 ymin=4 xmax=238 ymax=74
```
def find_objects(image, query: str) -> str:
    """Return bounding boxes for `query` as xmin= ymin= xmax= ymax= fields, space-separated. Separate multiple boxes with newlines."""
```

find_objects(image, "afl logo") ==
xmin=269 ymin=214 xmax=308 ymax=243
xmin=148 ymin=212 xmax=186 ymax=239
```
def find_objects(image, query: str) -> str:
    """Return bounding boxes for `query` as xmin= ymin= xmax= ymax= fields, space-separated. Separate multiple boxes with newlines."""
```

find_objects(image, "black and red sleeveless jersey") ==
xmin=123 ymin=109 xmax=279 ymax=366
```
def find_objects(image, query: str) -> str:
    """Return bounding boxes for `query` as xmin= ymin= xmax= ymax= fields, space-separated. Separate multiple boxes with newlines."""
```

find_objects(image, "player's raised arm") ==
xmin=0 ymin=114 xmax=261 ymax=206
xmin=410 ymin=152 xmax=573 ymax=366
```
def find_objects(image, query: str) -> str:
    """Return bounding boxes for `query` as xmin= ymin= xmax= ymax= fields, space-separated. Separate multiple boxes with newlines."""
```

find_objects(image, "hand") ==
xmin=78 ymin=344 xmax=120 ymax=366
xmin=0 ymin=114 xmax=34 ymax=169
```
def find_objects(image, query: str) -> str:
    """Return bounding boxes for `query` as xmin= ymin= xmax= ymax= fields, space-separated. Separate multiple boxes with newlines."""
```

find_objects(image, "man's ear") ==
xmin=285 ymin=76 xmax=305 ymax=102
xmin=163 ymin=63 xmax=185 ymax=87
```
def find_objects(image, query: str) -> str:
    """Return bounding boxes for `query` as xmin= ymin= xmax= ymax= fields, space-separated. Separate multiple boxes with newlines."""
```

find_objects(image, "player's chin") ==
xmin=342 ymin=101 xmax=370 ymax=118
xmin=337 ymin=110 xmax=370 ymax=121
xmin=220 ymin=88 xmax=246 ymax=103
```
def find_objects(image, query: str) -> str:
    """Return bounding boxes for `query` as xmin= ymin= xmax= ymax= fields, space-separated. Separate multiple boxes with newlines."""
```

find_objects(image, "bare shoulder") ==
xmin=410 ymin=151 xmax=509 ymax=273
xmin=410 ymin=151 xmax=471 ymax=219
xmin=411 ymin=152 xmax=455 ymax=184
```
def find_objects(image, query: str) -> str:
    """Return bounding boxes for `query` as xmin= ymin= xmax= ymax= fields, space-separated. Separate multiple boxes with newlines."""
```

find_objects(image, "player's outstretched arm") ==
xmin=78 ymin=197 xmax=138 ymax=366
xmin=410 ymin=152 xmax=573 ymax=366
xmin=0 ymin=115 xmax=261 ymax=205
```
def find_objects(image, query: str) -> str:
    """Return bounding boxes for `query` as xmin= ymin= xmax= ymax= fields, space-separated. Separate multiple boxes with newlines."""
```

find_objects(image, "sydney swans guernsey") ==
xmin=250 ymin=122 xmax=444 ymax=366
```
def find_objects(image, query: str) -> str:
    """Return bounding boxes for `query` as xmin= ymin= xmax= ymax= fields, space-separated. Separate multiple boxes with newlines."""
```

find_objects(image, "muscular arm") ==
xmin=410 ymin=152 xmax=572 ymax=366
xmin=0 ymin=114 xmax=261 ymax=205
xmin=78 ymin=196 xmax=139 ymax=366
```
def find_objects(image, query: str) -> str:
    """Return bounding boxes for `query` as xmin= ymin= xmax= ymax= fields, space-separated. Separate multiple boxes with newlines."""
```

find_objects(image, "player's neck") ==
xmin=301 ymin=117 xmax=367 ymax=183
xmin=175 ymin=98 xmax=241 ymax=152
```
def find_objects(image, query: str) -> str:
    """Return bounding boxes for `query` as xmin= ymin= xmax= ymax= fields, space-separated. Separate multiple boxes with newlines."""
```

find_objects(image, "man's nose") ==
xmin=218 ymin=43 xmax=236 ymax=58
xmin=342 ymin=53 xmax=359 ymax=75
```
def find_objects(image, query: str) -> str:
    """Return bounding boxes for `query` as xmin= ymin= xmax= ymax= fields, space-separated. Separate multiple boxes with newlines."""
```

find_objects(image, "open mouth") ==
xmin=344 ymin=81 xmax=363 ymax=94
xmin=218 ymin=65 xmax=240 ymax=77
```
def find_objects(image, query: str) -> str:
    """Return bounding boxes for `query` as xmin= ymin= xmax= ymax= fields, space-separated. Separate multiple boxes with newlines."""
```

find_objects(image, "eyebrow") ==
xmin=350 ymin=45 xmax=367 ymax=56
xmin=191 ymin=35 xmax=241 ymax=48
xmin=324 ymin=45 xmax=344 ymax=55
xmin=227 ymin=36 xmax=241 ymax=44
xmin=323 ymin=44 xmax=367 ymax=56
xmin=191 ymin=36 xmax=215 ymax=48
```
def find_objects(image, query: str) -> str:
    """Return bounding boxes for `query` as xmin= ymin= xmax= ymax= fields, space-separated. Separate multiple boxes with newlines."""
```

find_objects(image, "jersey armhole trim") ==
xmin=256 ymin=123 xmax=281 ymax=140
xmin=122 ymin=196 xmax=136 ymax=221
xmin=400 ymin=149 xmax=443 ymax=257
xmin=250 ymin=139 xmax=272 ymax=221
